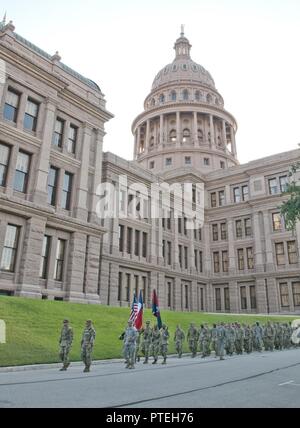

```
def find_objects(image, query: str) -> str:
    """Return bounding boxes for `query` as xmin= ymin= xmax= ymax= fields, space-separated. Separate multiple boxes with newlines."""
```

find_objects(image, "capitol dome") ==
xmin=152 ymin=33 xmax=215 ymax=91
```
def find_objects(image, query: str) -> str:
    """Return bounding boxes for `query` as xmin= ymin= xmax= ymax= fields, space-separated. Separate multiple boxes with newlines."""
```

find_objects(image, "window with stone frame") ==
xmin=250 ymin=285 xmax=257 ymax=309
xmin=279 ymin=175 xmax=289 ymax=193
xmin=292 ymin=282 xmax=300 ymax=306
xmin=178 ymin=245 xmax=182 ymax=268
xmin=287 ymin=241 xmax=297 ymax=264
xmin=242 ymin=185 xmax=249 ymax=201
xmin=218 ymin=190 xmax=225 ymax=206
xmin=237 ymin=248 xmax=244 ymax=270
xmin=221 ymin=223 xmax=227 ymax=240
xmin=212 ymin=224 xmax=218 ymax=241
xmin=67 ymin=125 xmax=77 ymax=154
xmin=165 ymin=157 xmax=172 ymax=166
xmin=272 ymin=212 xmax=282 ymax=232
xmin=194 ymin=249 xmax=198 ymax=270
xmin=246 ymin=247 xmax=254 ymax=269
xmin=40 ymin=235 xmax=51 ymax=279
xmin=24 ymin=98 xmax=39 ymax=132
xmin=178 ymin=217 xmax=182 ymax=234
xmin=61 ymin=172 xmax=73 ymax=210
xmin=170 ymin=91 xmax=177 ymax=101
xmin=185 ymin=156 xmax=191 ymax=165
xmin=235 ymin=220 xmax=243 ymax=238
xmin=240 ymin=286 xmax=247 ymax=310
xmin=119 ymin=225 xmax=124 ymax=252
xmin=142 ymin=232 xmax=147 ymax=258
xmin=14 ymin=151 xmax=31 ymax=193
xmin=213 ymin=252 xmax=220 ymax=273
xmin=127 ymin=227 xmax=132 ymax=254
xmin=220 ymin=161 xmax=225 ymax=169
xmin=224 ymin=287 xmax=230 ymax=311
xmin=215 ymin=288 xmax=221 ymax=311
xmin=279 ymin=283 xmax=289 ymax=307
xmin=275 ymin=242 xmax=285 ymax=265
xmin=204 ymin=157 xmax=210 ymax=166
xmin=167 ymin=241 xmax=171 ymax=265
xmin=125 ymin=273 xmax=130 ymax=302
xmin=167 ymin=282 xmax=172 ymax=307
xmin=54 ymin=239 xmax=66 ymax=282
xmin=48 ymin=166 xmax=59 ymax=206
xmin=118 ymin=272 xmax=122 ymax=301
xmin=222 ymin=251 xmax=228 ymax=272
xmin=210 ymin=192 xmax=217 ymax=207
xmin=0 ymin=224 xmax=20 ymax=272
xmin=170 ymin=129 xmax=176 ymax=142
xmin=268 ymin=178 xmax=278 ymax=195
xmin=0 ymin=143 xmax=10 ymax=187
xmin=199 ymin=251 xmax=203 ymax=272
xmin=233 ymin=187 xmax=241 ymax=203
xmin=4 ymin=88 xmax=20 ymax=123
xmin=244 ymin=218 xmax=252 ymax=237
xmin=184 ymin=246 xmax=188 ymax=269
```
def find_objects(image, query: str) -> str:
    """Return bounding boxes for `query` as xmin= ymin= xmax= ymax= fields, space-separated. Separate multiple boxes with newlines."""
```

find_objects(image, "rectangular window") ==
xmin=67 ymin=125 xmax=77 ymax=154
xmin=237 ymin=248 xmax=244 ymax=270
xmin=275 ymin=242 xmax=285 ymax=266
xmin=40 ymin=235 xmax=51 ymax=279
xmin=222 ymin=251 xmax=228 ymax=272
xmin=200 ymin=288 xmax=204 ymax=311
xmin=24 ymin=99 xmax=39 ymax=132
xmin=268 ymin=178 xmax=278 ymax=195
xmin=54 ymin=239 xmax=66 ymax=281
xmin=199 ymin=251 xmax=203 ymax=273
xmin=0 ymin=143 xmax=10 ymax=187
xmin=233 ymin=187 xmax=241 ymax=203
xmin=134 ymin=230 xmax=140 ymax=256
xmin=167 ymin=215 xmax=171 ymax=230
xmin=178 ymin=245 xmax=182 ymax=268
xmin=127 ymin=227 xmax=132 ymax=254
xmin=184 ymin=247 xmax=188 ymax=269
xmin=165 ymin=158 xmax=172 ymax=166
xmin=242 ymin=185 xmax=249 ymax=201
xmin=184 ymin=218 xmax=188 ymax=235
xmin=0 ymin=225 xmax=20 ymax=272
xmin=198 ymin=228 xmax=202 ymax=241
xmin=204 ymin=158 xmax=210 ymax=166
xmin=134 ymin=275 xmax=139 ymax=297
xmin=287 ymin=241 xmax=297 ymax=264
xmin=125 ymin=273 xmax=130 ymax=302
xmin=211 ymin=192 xmax=217 ymax=208
xmin=250 ymin=285 xmax=257 ymax=309
xmin=240 ymin=286 xmax=247 ymax=310
xmin=213 ymin=252 xmax=220 ymax=273
xmin=162 ymin=239 xmax=166 ymax=259
xmin=167 ymin=241 xmax=171 ymax=265
xmin=185 ymin=284 xmax=189 ymax=309
xmin=142 ymin=277 xmax=147 ymax=305
xmin=149 ymin=161 xmax=155 ymax=169
xmin=218 ymin=190 xmax=225 ymax=206
xmin=61 ymin=172 xmax=73 ymax=210
xmin=224 ymin=287 xmax=230 ymax=311
xmin=47 ymin=166 xmax=59 ymax=206
xmin=215 ymin=288 xmax=221 ymax=311
xmin=185 ymin=156 xmax=191 ymax=165
xmin=244 ymin=218 xmax=252 ymax=237
xmin=212 ymin=224 xmax=218 ymax=241
xmin=221 ymin=223 xmax=227 ymax=240
xmin=119 ymin=225 xmax=124 ymax=252
xmin=118 ymin=272 xmax=122 ymax=301
xmin=142 ymin=232 xmax=147 ymax=258
xmin=194 ymin=249 xmax=198 ymax=270
xmin=272 ymin=213 xmax=282 ymax=231
xmin=292 ymin=282 xmax=300 ymax=307
xmin=279 ymin=175 xmax=288 ymax=193
xmin=167 ymin=282 xmax=172 ymax=308
xmin=247 ymin=247 xmax=254 ymax=269
xmin=279 ymin=283 xmax=289 ymax=307
xmin=220 ymin=161 xmax=225 ymax=169
xmin=178 ymin=218 xmax=182 ymax=234
xmin=14 ymin=151 xmax=30 ymax=193
xmin=53 ymin=118 xmax=65 ymax=148
xmin=4 ymin=89 xmax=20 ymax=123
xmin=236 ymin=220 xmax=243 ymax=238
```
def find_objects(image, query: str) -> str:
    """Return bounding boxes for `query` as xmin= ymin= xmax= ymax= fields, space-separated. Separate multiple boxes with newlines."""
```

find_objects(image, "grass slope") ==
xmin=0 ymin=296 xmax=297 ymax=367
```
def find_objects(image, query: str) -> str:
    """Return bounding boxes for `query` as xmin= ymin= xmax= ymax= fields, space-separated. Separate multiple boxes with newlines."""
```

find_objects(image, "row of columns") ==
xmin=134 ymin=112 xmax=237 ymax=158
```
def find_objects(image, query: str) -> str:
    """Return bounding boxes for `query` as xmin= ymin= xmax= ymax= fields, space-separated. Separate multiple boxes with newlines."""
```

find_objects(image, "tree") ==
xmin=280 ymin=162 xmax=300 ymax=231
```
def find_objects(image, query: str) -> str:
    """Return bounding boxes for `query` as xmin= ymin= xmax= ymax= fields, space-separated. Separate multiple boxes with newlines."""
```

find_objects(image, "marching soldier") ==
xmin=59 ymin=319 xmax=73 ymax=371
xmin=81 ymin=320 xmax=96 ymax=373
xmin=151 ymin=324 xmax=161 ymax=364
xmin=141 ymin=320 xmax=152 ymax=364
xmin=174 ymin=325 xmax=185 ymax=358
xmin=160 ymin=324 xmax=170 ymax=364
xmin=187 ymin=323 xmax=198 ymax=358
xmin=124 ymin=320 xmax=138 ymax=369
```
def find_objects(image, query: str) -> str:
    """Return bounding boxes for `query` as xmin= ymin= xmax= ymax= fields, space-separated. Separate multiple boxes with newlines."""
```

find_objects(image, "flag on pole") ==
xmin=135 ymin=290 xmax=144 ymax=330
xmin=152 ymin=289 xmax=162 ymax=329
xmin=129 ymin=293 xmax=138 ymax=324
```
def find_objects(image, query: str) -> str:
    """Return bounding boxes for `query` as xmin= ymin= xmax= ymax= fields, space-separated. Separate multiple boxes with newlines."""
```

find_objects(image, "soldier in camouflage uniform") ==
xmin=243 ymin=324 xmax=253 ymax=354
xmin=226 ymin=324 xmax=236 ymax=356
xmin=59 ymin=319 xmax=73 ymax=371
xmin=141 ymin=320 xmax=152 ymax=364
xmin=160 ymin=324 xmax=170 ymax=364
xmin=174 ymin=324 xmax=185 ymax=358
xmin=187 ymin=323 xmax=199 ymax=358
xmin=81 ymin=320 xmax=96 ymax=372
xmin=199 ymin=325 xmax=210 ymax=358
xmin=210 ymin=324 xmax=218 ymax=357
xmin=234 ymin=324 xmax=244 ymax=355
xmin=263 ymin=321 xmax=275 ymax=351
xmin=274 ymin=323 xmax=284 ymax=350
xmin=151 ymin=324 xmax=161 ymax=364
xmin=253 ymin=322 xmax=264 ymax=352
xmin=283 ymin=323 xmax=292 ymax=349
xmin=216 ymin=323 xmax=226 ymax=360
xmin=135 ymin=329 xmax=142 ymax=363
xmin=124 ymin=320 xmax=138 ymax=369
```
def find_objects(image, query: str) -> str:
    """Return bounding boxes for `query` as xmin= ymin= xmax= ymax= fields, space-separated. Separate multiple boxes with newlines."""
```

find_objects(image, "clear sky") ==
xmin=2 ymin=0 xmax=300 ymax=164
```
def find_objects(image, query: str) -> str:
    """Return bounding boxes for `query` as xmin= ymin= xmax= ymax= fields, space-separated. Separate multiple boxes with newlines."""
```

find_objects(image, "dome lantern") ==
xmin=174 ymin=25 xmax=192 ymax=59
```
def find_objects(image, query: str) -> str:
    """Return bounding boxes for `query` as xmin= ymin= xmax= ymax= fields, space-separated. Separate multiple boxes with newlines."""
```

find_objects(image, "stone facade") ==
xmin=0 ymin=21 xmax=299 ymax=313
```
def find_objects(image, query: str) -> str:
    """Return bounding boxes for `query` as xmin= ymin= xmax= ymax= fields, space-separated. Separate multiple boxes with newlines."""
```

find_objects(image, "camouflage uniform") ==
xmin=135 ymin=330 xmax=142 ymax=362
xmin=210 ymin=324 xmax=218 ymax=357
xmin=174 ymin=325 xmax=185 ymax=358
xmin=274 ymin=323 xmax=284 ymax=350
xmin=234 ymin=324 xmax=244 ymax=355
xmin=59 ymin=320 xmax=73 ymax=371
xmin=263 ymin=322 xmax=275 ymax=351
xmin=199 ymin=325 xmax=210 ymax=358
xmin=81 ymin=320 xmax=96 ymax=372
xmin=283 ymin=323 xmax=292 ymax=349
xmin=216 ymin=324 xmax=226 ymax=360
xmin=226 ymin=325 xmax=236 ymax=356
xmin=243 ymin=325 xmax=253 ymax=354
xmin=253 ymin=322 xmax=264 ymax=352
xmin=187 ymin=323 xmax=199 ymax=357
xmin=151 ymin=325 xmax=161 ymax=364
xmin=124 ymin=321 xmax=138 ymax=369
xmin=160 ymin=324 xmax=169 ymax=364
xmin=141 ymin=321 xmax=152 ymax=364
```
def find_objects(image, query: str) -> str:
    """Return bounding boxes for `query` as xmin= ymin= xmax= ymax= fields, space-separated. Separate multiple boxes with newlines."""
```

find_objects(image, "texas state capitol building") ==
xmin=0 ymin=19 xmax=299 ymax=314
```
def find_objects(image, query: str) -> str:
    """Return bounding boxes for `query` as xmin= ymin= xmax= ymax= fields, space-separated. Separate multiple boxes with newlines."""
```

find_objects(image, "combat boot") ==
xmin=59 ymin=367 xmax=66 ymax=371
xmin=162 ymin=358 xmax=166 ymax=365
xmin=83 ymin=366 xmax=90 ymax=373
xmin=143 ymin=357 xmax=148 ymax=364
xmin=152 ymin=358 xmax=157 ymax=364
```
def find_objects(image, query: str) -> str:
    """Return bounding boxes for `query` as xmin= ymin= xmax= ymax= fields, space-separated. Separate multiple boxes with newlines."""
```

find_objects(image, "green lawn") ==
xmin=0 ymin=296 xmax=298 ymax=367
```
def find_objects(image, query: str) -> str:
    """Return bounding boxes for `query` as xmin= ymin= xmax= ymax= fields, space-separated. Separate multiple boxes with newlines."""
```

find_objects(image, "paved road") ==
xmin=0 ymin=349 xmax=299 ymax=408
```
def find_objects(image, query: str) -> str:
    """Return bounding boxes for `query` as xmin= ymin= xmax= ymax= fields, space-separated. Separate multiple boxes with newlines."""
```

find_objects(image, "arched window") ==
xmin=139 ymin=141 xmax=145 ymax=153
xmin=217 ymin=136 xmax=222 ymax=147
xmin=170 ymin=91 xmax=177 ymax=101
xmin=208 ymin=132 xmax=211 ymax=143
xmin=206 ymin=93 xmax=212 ymax=103
xmin=182 ymin=128 xmax=191 ymax=143
xmin=195 ymin=91 xmax=200 ymax=102
xmin=151 ymin=98 xmax=155 ymax=106
xmin=159 ymin=94 xmax=165 ymax=103
xmin=198 ymin=129 xmax=203 ymax=142
xmin=150 ymin=136 xmax=155 ymax=147
xmin=183 ymin=89 xmax=189 ymax=101
xmin=169 ymin=129 xmax=177 ymax=142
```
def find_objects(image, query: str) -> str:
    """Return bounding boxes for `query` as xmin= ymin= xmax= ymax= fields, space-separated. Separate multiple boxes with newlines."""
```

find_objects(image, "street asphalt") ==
xmin=0 ymin=349 xmax=299 ymax=408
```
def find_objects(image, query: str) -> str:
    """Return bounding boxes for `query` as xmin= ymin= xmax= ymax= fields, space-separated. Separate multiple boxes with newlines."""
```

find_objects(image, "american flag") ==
xmin=129 ymin=293 xmax=138 ymax=323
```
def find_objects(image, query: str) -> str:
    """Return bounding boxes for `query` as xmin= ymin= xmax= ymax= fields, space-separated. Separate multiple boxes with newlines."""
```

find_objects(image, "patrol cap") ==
xmin=63 ymin=319 xmax=69 ymax=323
xmin=86 ymin=319 xmax=92 ymax=324
xmin=146 ymin=320 xmax=150 ymax=324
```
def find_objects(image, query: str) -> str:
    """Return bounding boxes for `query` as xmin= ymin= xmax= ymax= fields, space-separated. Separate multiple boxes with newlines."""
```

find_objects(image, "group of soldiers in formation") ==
xmin=59 ymin=319 xmax=96 ymax=372
xmin=121 ymin=320 xmax=300 ymax=369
